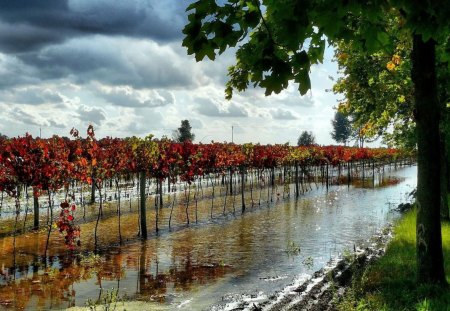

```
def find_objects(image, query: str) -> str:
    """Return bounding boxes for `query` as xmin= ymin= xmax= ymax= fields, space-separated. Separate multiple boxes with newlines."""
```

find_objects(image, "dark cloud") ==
xmin=5 ymin=106 xmax=68 ymax=129
xmin=0 ymin=54 xmax=39 ymax=89
xmin=8 ymin=107 xmax=45 ymax=127
xmin=0 ymin=1 xmax=202 ymax=91
xmin=0 ymin=0 xmax=189 ymax=53
xmin=0 ymin=88 xmax=64 ymax=105
xmin=195 ymin=98 xmax=248 ymax=118
xmin=15 ymin=37 xmax=196 ymax=89
xmin=271 ymin=108 xmax=297 ymax=120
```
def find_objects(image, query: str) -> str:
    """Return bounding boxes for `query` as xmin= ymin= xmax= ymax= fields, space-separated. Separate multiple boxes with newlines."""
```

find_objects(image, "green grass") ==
xmin=337 ymin=209 xmax=450 ymax=311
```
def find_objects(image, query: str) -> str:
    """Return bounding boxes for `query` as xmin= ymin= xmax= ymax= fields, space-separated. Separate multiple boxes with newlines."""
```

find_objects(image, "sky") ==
xmin=0 ymin=0 xmax=344 ymax=145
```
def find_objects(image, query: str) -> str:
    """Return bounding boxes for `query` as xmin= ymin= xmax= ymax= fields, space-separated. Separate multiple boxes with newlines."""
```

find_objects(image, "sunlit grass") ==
xmin=338 ymin=208 xmax=450 ymax=310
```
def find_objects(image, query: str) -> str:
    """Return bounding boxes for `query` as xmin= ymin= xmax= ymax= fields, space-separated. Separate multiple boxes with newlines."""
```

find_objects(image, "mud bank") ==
xmin=263 ymin=228 xmax=392 ymax=311
xmin=245 ymin=226 xmax=394 ymax=311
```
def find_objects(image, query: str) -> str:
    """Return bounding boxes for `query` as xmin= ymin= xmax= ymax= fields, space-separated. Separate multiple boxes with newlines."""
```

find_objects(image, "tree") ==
xmin=297 ymin=131 xmax=315 ymax=146
xmin=173 ymin=120 xmax=195 ymax=143
xmin=182 ymin=0 xmax=450 ymax=284
xmin=330 ymin=111 xmax=352 ymax=145
xmin=332 ymin=18 xmax=416 ymax=150
xmin=333 ymin=22 xmax=450 ymax=219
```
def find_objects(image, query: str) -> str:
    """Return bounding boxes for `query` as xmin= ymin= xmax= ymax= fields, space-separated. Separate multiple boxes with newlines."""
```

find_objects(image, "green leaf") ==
xmin=364 ymin=27 xmax=379 ymax=53
xmin=295 ymin=69 xmax=311 ymax=95
xmin=292 ymin=51 xmax=309 ymax=69
xmin=377 ymin=31 xmax=390 ymax=47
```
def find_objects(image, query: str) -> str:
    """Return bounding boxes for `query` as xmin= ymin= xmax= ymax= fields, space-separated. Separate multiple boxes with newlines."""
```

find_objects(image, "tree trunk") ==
xmin=441 ymin=137 xmax=449 ymax=219
xmin=440 ymin=93 xmax=449 ymax=219
xmin=139 ymin=171 xmax=147 ymax=239
xmin=412 ymin=35 xmax=446 ymax=284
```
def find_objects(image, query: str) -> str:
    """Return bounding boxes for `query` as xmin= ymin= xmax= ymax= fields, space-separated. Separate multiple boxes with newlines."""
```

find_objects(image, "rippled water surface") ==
xmin=0 ymin=165 xmax=416 ymax=310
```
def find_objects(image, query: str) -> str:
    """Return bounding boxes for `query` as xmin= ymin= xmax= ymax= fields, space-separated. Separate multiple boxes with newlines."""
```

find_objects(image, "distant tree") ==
xmin=331 ymin=111 xmax=352 ymax=145
xmin=173 ymin=120 xmax=195 ymax=143
xmin=297 ymin=131 xmax=315 ymax=146
xmin=0 ymin=133 xmax=7 ymax=140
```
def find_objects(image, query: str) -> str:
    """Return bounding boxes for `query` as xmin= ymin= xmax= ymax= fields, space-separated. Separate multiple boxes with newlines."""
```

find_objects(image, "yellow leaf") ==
xmin=392 ymin=54 xmax=401 ymax=65
xmin=386 ymin=61 xmax=395 ymax=71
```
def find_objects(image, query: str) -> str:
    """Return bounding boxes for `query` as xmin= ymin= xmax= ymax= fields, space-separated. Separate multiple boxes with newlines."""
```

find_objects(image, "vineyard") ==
xmin=0 ymin=126 xmax=414 ymax=251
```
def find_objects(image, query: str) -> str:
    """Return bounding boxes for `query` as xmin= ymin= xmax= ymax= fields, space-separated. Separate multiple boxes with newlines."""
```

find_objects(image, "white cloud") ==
xmin=0 ymin=1 xmax=347 ymax=146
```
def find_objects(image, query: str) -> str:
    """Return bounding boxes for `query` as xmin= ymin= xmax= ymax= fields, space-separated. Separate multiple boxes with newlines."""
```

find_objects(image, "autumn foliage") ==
xmin=0 ymin=127 xmax=412 ymax=248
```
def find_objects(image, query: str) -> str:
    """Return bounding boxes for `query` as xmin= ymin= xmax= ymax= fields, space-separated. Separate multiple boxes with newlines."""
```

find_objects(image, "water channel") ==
xmin=0 ymin=165 xmax=416 ymax=310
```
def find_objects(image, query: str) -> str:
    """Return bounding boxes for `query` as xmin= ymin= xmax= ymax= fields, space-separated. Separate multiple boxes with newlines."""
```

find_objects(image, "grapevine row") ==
xmin=0 ymin=126 xmax=413 ymax=249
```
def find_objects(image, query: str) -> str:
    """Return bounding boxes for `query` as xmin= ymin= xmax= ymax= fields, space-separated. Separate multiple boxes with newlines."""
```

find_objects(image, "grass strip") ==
xmin=337 ymin=209 xmax=450 ymax=311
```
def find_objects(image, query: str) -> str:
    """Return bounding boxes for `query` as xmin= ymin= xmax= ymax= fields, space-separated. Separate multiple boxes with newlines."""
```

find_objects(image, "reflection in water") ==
xmin=0 ymin=166 xmax=416 ymax=310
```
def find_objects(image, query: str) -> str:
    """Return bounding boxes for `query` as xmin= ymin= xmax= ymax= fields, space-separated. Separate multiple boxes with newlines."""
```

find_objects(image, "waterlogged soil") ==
xmin=0 ymin=166 xmax=416 ymax=310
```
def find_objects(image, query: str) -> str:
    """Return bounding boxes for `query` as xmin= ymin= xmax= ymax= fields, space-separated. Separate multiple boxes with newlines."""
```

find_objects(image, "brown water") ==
xmin=0 ymin=166 xmax=416 ymax=310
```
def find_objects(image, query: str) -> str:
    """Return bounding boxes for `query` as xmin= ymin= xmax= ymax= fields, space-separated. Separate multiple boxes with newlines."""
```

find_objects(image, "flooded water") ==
xmin=0 ymin=165 xmax=416 ymax=310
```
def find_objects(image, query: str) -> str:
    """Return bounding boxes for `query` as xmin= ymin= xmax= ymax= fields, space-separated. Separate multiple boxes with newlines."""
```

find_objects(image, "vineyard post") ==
xmin=139 ymin=171 xmax=147 ymax=239
xmin=185 ymin=184 xmax=191 ymax=225
xmin=223 ymin=175 xmax=228 ymax=214
xmin=115 ymin=178 xmax=123 ymax=244
xmin=271 ymin=167 xmax=275 ymax=187
xmin=229 ymin=168 xmax=233 ymax=195
xmin=241 ymin=166 xmax=246 ymax=213
xmin=155 ymin=189 xmax=159 ymax=233
xmin=159 ymin=179 xmax=163 ymax=207
xmin=347 ymin=162 xmax=351 ymax=187
xmin=169 ymin=192 xmax=176 ymax=228
xmin=90 ymin=173 xmax=95 ymax=204
xmin=195 ymin=183 xmax=198 ymax=223
xmin=372 ymin=161 xmax=375 ymax=187
xmin=250 ymin=168 xmax=254 ymax=206
xmin=211 ymin=175 xmax=215 ymax=218
xmin=33 ymin=189 xmax=39 ymax=230
xmin=295 ymin=161 xmax=299 ymax=199
xmin=338 ymin=163 xmax=341 ymax=184
xmin=362 ymin=160 xmax=365 ymax=187
xmin=94 ymin=181 xmax=104 ymax=251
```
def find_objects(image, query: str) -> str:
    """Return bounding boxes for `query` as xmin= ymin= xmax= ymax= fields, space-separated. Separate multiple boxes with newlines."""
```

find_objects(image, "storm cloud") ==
xmin=0 ymin=0 xmax=341 ymax=145
xmin=0 ymin=87 xmax=64 ymax=105
xmin=16 ymin=37 xmax=198 ymax=89
xmin=0 ymin=0 xmax=187 ymax=53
